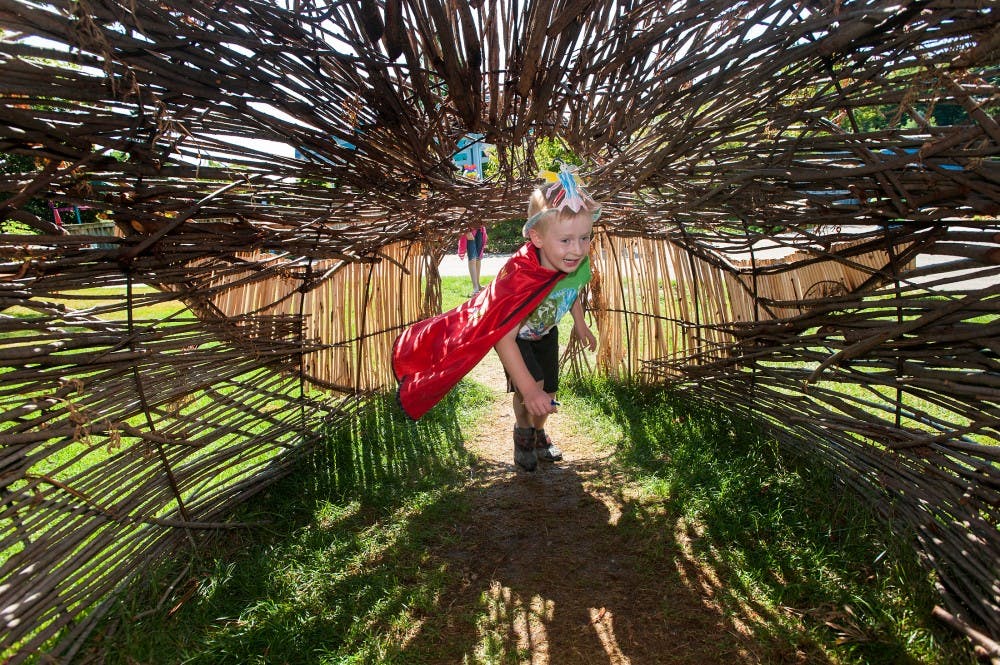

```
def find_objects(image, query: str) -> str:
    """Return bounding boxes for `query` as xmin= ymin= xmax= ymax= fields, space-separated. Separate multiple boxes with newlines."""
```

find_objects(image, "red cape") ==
xmin=392 ymin=242 xmax=565 ymax=420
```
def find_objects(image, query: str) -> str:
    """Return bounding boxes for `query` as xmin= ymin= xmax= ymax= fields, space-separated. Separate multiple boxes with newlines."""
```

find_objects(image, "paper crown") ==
xmin=523 ymin=164 xmax=600 ymax=237
xmin=538 ymin=163 xmax=590 ymax=213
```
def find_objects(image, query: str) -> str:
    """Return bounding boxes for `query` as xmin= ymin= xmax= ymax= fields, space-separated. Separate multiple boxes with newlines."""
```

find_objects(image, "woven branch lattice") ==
xmin=1 ymin=0 xmax=998 ymax=660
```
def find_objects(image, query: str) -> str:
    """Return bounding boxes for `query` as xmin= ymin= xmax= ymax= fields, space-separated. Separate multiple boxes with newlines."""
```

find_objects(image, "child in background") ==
xmin=457 ymin=225 xmax=488 ymax=296
xmin=392 ymin=165 xmax=600 ymax=472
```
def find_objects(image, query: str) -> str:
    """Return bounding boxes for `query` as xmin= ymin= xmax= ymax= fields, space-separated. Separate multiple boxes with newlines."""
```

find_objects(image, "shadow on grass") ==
xmin=397 ymin=455 xmax=834 ymax=664
xmin=84 ymin=377 xmax=974 ymax=665
xmin=84 ymin=382 xmax=488 ymax=665
xmin=565 ymin=376 xmax=975 ymax=665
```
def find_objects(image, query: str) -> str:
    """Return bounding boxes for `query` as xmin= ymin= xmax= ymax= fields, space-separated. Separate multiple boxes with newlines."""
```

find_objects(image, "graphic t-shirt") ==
xmin=516 ymin=256 xmax=591 ymax=340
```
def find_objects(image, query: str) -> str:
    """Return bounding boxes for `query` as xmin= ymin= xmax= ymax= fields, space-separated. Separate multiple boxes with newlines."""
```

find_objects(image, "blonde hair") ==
xmin=522 ymin=186 xmax=601 ymax=238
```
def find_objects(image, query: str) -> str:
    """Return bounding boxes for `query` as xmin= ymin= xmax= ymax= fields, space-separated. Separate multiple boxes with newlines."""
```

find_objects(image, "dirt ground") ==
xmin=407 ymin=353 xmax=813 ymax=664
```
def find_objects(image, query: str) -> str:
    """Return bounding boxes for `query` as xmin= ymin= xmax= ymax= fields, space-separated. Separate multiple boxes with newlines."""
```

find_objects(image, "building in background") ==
xmin=452 ymin=133 xmax=491 ymax=180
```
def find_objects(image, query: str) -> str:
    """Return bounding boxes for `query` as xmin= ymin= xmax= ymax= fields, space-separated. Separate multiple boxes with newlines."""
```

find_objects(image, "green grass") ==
xmin=563 ymin=375 xmax=977 ymax=665
xmin=20 ymin=270 xmax=985 ymax=664
xmin=79 ymin=372 xmax=978 ymax=665
xmin=82 ymin=381 xmax=492 ymax=664
xmin=440 ymin=275 xmax=482 ymax=310
xmin=1 ymin=285 xmax=190 ymax=323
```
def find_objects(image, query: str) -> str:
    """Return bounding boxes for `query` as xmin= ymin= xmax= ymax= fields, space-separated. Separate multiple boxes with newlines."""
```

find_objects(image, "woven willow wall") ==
xmin=587 ymin=227 xmax=999 ymax=647
xmin=1 ymin=0 xmax=997 ymax=661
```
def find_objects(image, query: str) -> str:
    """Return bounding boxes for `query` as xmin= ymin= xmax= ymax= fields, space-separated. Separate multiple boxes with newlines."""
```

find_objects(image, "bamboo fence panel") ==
xmin=591 ymin=232 xmax=741 ymax=378
xmin=722 ymin=235 xmax=917 ymax=322
xmin=189 ymin=241 xmax=427 ymax=392
xmin=302 ymin=240 xmax=428 ymax=392
xmin=0 ymin=0 xmax=997 ymax=660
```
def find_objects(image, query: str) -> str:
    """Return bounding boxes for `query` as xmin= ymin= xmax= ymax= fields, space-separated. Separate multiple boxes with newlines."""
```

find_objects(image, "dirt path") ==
xmin=408 ymin=354 xmax=792 ymax=664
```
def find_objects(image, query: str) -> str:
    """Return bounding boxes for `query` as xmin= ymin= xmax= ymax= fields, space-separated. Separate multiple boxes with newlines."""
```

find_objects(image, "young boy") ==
xmin=494 ymin=180 xmax=599 ymax=471
xmin=392 ymin=166 xmax=600 ymax=472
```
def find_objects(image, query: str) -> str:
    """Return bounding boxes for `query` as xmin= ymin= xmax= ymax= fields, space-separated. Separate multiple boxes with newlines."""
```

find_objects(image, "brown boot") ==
xmin=534 ymin=428 xmax=563 ymax=462
xmin=513 ymin=427 xmax=537 ymax=471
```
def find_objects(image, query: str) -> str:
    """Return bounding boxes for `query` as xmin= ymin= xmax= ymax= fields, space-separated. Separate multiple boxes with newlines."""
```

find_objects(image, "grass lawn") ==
xmin=81 ymin=363 xmax=976 ymax=664
xmin=10 ymin=273 xmax=983 ymax=664
xmin=563 ymin=377 xmax=975 ymax=665
xmin=1 ymin=284 xmax=191 ymax=323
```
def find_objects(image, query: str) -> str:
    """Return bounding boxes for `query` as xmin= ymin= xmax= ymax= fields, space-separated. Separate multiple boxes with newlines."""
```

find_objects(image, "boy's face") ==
xmin=529 ymin=210 xmax=594 ymax=273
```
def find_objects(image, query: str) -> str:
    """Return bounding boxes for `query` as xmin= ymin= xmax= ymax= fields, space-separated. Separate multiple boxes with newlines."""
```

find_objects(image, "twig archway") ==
xmin=1 ymin=0 xmax=998 ymax=660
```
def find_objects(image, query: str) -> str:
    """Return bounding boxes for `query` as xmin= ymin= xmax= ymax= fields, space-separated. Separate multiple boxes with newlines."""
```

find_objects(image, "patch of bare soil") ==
xmin=405 ymin=354 xmax=819 ymax=664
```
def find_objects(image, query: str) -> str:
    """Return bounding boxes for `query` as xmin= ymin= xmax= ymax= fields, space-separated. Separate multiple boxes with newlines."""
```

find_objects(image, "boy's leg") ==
xmin=508 ymin=332 xmax=560 ymax=471
xmin=527 ymin=330 xmax=563 ymax=462
xmin=512 ymin=389 xmax=539 ymax=471
xmin=511 ymin=386 xmax=561 ymax=461
xmin=512 ymin=380 xmax=548 ymax=427
xmin=534 ymin=405 xmax=563 ymax=462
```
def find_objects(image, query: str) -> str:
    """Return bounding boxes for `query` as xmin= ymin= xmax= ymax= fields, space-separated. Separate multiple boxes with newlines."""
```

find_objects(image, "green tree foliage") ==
xmin=485 ymin=218 xmax=525 ymax=252
xmin=482 ymin=136 xmax=581 ymax=181
xmin=479 ymin=138 xmax=585 ymax=251
xmin=929 ymin=103 xmax=970 ymax=126
xmin=1 ymin=152 xmax=103 ymax=232
xmin=1 ymin=152 xmax=49 ymax=233
xmin=533 ymin=137 xmax=581 ymax=172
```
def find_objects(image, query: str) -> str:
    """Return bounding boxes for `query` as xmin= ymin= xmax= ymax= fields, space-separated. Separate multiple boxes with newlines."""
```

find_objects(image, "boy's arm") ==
xmin=570 ymin=298 xmax=598 ymax=352
xmin=494 ymin=327 xmax=556 ymax=417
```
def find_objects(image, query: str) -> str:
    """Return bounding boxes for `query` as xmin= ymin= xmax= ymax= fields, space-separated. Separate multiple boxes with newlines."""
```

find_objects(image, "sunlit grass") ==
xmin=2 ymin=285 xmax=190 ymax=322
xmin=12 ymin=269 xmax=988 ymax=663
xmin=440 ymin=274 xmax=491 ymax=311
xmin=83 ymin=374 xmax=978 ymax=664
xmin=563 ymin=375 xmax=977 ymax=665
xmin=86 ymin=381 xmax=492 ymax=664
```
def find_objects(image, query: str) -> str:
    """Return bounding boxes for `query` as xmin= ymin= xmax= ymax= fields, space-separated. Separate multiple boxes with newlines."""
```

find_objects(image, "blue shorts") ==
xmin=466 ymin=228 xmax=485 ymax=260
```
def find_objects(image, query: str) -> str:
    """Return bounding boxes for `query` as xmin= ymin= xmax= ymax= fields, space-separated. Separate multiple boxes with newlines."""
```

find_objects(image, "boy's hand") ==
xmin=576 ymin=324 xmax=598 ymax=352
xmin=522 ymin=388 xmax=556 ymax=417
